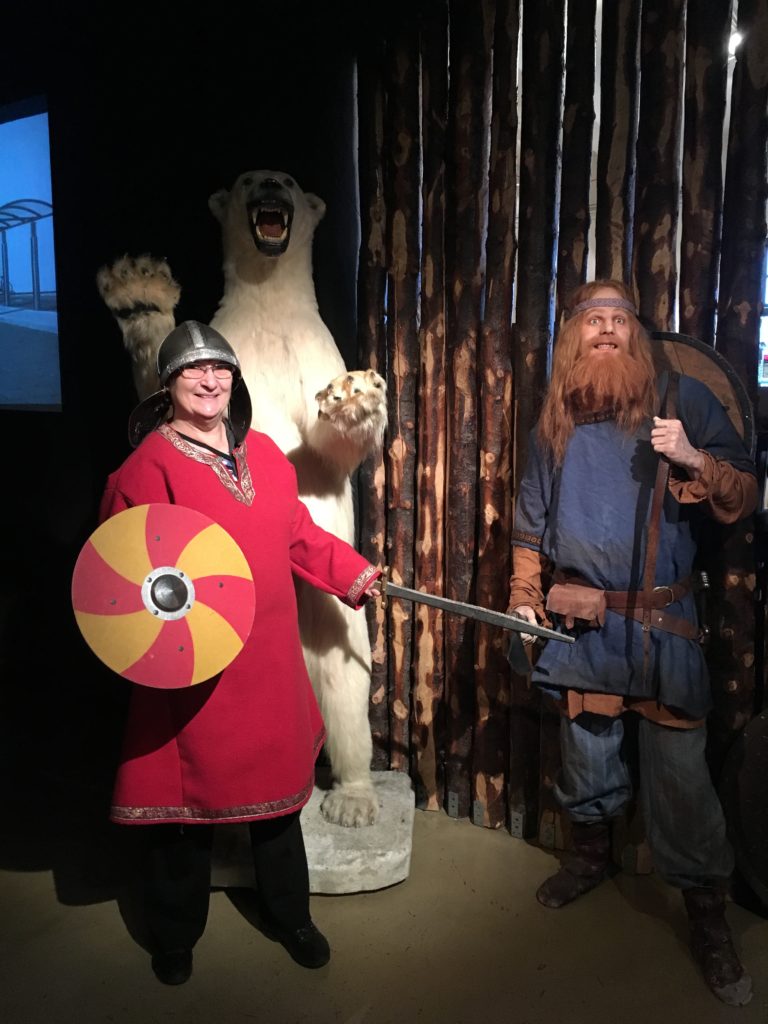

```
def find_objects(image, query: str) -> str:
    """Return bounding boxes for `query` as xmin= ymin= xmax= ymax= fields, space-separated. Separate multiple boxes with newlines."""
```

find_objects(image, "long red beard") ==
xmin=564 ymin=349 xmax=653 ymax=416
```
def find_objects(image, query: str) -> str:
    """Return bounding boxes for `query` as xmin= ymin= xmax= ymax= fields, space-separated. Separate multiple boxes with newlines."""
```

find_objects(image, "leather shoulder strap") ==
xmin=642 ymin=371 xmax=680 ymax=687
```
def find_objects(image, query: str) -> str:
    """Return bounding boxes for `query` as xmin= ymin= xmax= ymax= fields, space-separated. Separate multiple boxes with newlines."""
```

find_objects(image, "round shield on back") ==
xmin=651 ymin=331 xmax=755 ymax=458
xmin=72 ymin=503 xmax=255 ymax=688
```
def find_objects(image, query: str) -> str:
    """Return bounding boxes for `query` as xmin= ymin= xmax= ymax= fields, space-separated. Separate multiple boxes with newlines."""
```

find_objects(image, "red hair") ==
xmin=537 ymin=280 xmax=657 ymax=465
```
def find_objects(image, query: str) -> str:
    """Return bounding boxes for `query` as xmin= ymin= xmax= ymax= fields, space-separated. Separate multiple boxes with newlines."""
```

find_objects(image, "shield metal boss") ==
xmin=72 ymin=503 xmax=255 ymax=688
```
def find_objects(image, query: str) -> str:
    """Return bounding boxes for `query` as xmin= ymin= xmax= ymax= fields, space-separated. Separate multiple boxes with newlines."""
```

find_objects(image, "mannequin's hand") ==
xmin=651 ymin=417 xmax=705 ymax=478
xmin=511 ymin=604 xmax=538 ymax=646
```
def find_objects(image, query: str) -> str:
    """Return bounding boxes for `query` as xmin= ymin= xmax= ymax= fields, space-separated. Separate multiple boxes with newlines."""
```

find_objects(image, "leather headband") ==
xmin=568 ymin=296 xmax=637 ymax=318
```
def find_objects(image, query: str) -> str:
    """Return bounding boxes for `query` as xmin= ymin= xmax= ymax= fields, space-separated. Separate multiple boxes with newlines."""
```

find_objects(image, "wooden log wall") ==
xmin=595 ymin=0 xmax=641 ymax=283
xmin=515 ymin=0 xmax=566 ymax=843
xmin=412 ymin=1 xmax=449 ymax=812
xmin=679 ymin=0 xmax=732 ymax=345
xmin=356 ymin=0 xmax=768 ymax=836
xmin=383 ymin=23 xmax=421 ymax=771
xmin=557 ymin=0 xmax=597 ymax=307
xmin=709 ymin=0 xmax=768 ymax=766
xmin=474 ymin=0 xmax=519 ymax=830
xmin=443 ymin=0 xmax=494 ymax=822
xmin=632 ymin=0 xmax=686 ymax=330
xmin=717 ymin=0 xmax=768 ymax=402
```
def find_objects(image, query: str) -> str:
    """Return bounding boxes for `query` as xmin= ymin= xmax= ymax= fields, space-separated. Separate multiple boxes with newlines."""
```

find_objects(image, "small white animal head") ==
xmin=315 ymin=369 xmax=387 ymax=448
xmin=209 ymin=170 xmax=325 ymax=260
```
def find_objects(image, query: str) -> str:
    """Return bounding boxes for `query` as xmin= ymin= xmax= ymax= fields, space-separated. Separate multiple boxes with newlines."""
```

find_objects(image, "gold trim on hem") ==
xmin=110 ymin=728 xmax=327 ymax=825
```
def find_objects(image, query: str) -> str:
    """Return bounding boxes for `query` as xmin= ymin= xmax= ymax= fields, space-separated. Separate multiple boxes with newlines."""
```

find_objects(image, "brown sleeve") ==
xmin=668 ymin=450 xmax=758 ymax=524
xmin=508 ymin=546 xmax=552 ymax=626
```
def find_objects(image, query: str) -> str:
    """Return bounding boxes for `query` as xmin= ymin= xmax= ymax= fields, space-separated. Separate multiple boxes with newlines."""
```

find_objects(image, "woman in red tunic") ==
xmin=100 ymin=321 xmax=380 ymax=985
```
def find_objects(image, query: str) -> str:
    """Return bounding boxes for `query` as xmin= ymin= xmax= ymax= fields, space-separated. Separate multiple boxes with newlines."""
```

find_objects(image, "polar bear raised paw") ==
xmin=320 ymin=782 xmax=380 ymax=827
xmin=315 ymin=369 xmax=387 ymax=449
xmin=96 ymin=255 xmax=181 ymax=398
xmin=96 ymin=254 xmax=180 ymax=320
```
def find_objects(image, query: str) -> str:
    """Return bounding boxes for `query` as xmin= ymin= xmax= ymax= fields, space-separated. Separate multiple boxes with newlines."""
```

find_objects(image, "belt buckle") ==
xmin=653 ymin=585 xmax=674 ymax=607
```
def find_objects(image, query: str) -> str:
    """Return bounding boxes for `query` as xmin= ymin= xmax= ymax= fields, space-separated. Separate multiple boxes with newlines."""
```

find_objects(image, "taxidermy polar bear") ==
xmin=97 ymin=170 xmax=387 ymax=826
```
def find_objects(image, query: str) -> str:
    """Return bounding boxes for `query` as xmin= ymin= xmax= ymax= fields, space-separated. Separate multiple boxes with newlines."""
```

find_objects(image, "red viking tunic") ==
xmin=99 ymin=425 xmax=379 ymax=826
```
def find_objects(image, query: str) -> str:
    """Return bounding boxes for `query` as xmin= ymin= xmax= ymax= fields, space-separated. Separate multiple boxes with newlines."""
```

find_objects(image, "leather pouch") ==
xmin=545 ymin=582 xmax=607 ymax=629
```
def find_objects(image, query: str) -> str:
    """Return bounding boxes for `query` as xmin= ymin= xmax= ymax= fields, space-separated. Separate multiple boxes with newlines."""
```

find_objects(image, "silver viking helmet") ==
xmin=128 ymin=321 xmax=252 ymax=448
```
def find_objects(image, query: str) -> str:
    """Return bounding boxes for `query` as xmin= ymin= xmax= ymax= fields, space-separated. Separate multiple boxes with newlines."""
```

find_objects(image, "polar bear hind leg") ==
xmin=297 ymin=582 xmax=379 ymax=826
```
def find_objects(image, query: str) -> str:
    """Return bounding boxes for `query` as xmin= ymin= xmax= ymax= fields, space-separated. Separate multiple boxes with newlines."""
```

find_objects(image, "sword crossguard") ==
xmin=381 ymin=566 xmax=390 ymax=609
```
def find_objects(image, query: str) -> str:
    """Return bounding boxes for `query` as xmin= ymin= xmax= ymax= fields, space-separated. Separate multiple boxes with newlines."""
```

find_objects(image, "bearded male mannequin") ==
xmin=509 ymin=281 xmax=757 ymax=1007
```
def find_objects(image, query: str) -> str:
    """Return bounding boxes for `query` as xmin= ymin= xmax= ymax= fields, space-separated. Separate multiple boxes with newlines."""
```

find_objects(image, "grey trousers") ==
xmin=554 ymin=711 xmax=734 ymax=888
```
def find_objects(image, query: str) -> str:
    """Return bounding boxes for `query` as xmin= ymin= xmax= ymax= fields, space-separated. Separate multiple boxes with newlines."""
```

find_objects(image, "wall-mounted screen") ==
xmin=0 ymin=96 xmax=61 ymax=410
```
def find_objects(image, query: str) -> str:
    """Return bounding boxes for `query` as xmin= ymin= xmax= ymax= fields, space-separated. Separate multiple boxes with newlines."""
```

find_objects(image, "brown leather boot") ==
xmin=536 ymin=821 xmax=612 ymax=908
xmin=684 ymin=886 xmax=752 ymax=1006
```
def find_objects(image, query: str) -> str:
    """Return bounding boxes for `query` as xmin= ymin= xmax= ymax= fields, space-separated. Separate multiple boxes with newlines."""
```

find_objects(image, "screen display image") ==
xmin=0 ymin=97 xmax=61 ymax=410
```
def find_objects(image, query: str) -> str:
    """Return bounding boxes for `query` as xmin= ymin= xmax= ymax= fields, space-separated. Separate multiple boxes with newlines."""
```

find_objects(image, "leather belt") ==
xmin=619 ymin=605 xmax=700 ymax=641
xmin=552 ymin=571 xmax=699 ymax=641
xmin=603 ymin=577 xmax=691 ymax=609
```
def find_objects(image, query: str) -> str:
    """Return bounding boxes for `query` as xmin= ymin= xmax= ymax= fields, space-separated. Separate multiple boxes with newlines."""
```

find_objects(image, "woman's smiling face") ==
xmin=167 ymin=361 xmax=233 ymax=428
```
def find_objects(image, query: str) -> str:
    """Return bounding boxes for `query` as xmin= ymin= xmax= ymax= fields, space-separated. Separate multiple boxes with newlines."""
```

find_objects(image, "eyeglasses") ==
xmin=178 ymin=363 xmax=234 ymax=380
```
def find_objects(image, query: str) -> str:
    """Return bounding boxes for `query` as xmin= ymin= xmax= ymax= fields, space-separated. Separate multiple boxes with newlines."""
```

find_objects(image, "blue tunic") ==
xmin=513 ymin=374 xmax=754 ymax=718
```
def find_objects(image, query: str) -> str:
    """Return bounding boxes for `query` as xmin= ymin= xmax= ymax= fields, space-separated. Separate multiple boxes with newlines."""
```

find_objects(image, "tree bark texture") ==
xmin=679 ymin=0 xmax=732 ymax=346
xmin=717 ymin=0 xmax=768 ymax=408
xmin=514 ymin=0 xmax=565 ymax=842
xmin=473 ymin=0 xmax=520 ymax=830
xmin=443 ymin=0 xmax=494 ymax=819
xmin=632 ymin=0 xmax=685 ymax=330
xmin=515 ymin=0 xmax=565 ymax=494
xmin=595 ymin=0 xmax=641 ymax=283
xmin=412 ymin=1 xmax=449 ymax=812
xmin=703 ymin=517 xmax=759 ymax=775
xmin=356 ymin=49 xmax=390 ymax=767
xmin=383 ymin=25 xmax=421 ymax=771
xmin=713 ymin=0 xmax=768 ymax=744
xmin=556 ymin=0 xmax=596 ymax=309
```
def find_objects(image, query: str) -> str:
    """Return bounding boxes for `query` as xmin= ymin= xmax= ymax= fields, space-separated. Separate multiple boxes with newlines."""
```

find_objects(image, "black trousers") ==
xmin=142 ymin=811 xmax=310 ymax=953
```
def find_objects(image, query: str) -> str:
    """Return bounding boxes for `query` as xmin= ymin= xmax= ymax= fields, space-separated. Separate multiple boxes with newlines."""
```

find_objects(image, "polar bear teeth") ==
xmin=252 ymin=206 xmax=288 ymax=241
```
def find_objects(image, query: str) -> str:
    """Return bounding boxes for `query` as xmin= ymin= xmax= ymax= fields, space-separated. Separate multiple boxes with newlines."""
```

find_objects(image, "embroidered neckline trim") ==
xmin=158 ymin=424 xmax=255 ymax=506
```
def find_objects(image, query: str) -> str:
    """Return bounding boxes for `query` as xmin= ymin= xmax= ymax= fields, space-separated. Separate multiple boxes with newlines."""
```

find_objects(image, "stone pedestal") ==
xmin=210 ymin=770 xmax=415 ymax=894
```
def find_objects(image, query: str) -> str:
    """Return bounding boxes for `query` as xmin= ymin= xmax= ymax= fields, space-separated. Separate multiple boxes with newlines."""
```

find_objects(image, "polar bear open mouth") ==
xmin=247 ymin=199 xmax=294 ymax=256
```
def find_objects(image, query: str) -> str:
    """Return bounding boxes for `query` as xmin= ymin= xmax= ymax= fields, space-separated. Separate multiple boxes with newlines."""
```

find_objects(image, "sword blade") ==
xmin=383 ymin=582 xmax=573 ymax=644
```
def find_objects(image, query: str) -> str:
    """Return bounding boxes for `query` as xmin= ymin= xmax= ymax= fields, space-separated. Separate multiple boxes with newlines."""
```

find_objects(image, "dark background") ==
xmin=0 ymin=3 xmax=384 ymax=898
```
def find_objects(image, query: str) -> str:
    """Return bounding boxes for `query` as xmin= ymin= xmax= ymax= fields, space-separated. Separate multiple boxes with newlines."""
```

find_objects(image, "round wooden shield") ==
xmin=651 ymin=331 xmax=755 ymax=458
xmin=72 ymin=503 xmax=255 ymax=688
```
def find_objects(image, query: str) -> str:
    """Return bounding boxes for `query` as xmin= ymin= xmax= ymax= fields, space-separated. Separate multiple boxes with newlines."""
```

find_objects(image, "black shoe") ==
xmin=151 ymin=948 xmax=193 ymax=985
xmin=536 ymin=822 xmax=613 ymax=909
xmin=273 ymin=921 xmax=330 ymax=968
xmin=684 ymin=887 xmax=753 ymax=1006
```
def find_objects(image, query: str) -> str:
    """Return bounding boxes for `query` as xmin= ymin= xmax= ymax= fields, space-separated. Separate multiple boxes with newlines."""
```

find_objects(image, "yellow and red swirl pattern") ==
xmin=72 ymin=504 xmax=255 ymax=688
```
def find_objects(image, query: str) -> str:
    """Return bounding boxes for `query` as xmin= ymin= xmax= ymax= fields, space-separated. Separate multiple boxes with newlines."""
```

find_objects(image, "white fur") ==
xmin=98 ymin=170 xmax=387 ymax=826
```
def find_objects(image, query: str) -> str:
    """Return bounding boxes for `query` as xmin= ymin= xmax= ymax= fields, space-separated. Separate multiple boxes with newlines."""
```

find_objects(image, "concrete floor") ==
xmin=2 ymin=808 xmax=768 ymax=1024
